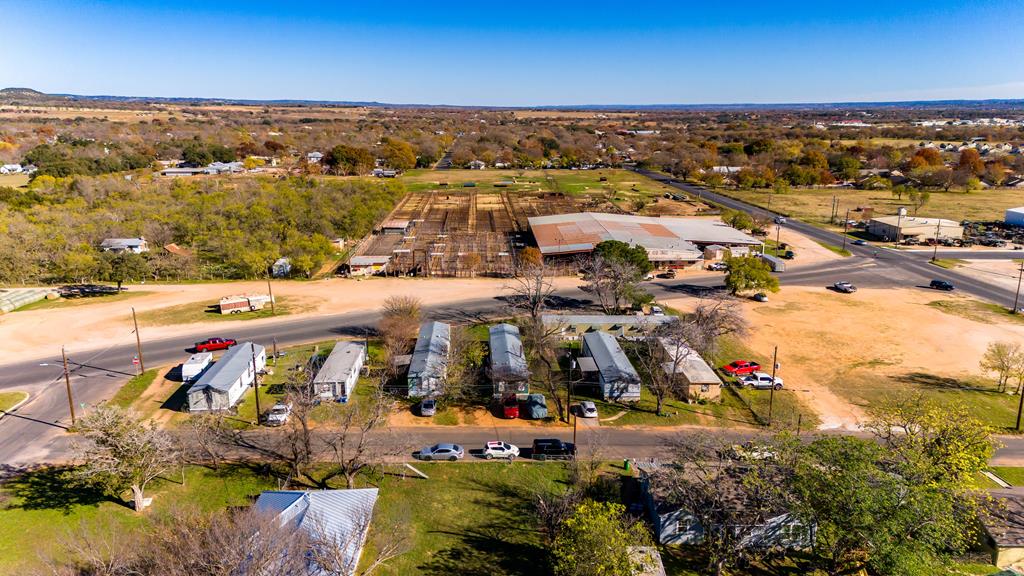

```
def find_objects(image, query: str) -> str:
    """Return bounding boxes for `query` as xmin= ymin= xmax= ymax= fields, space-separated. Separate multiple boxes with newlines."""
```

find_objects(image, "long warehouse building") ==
xmin=527 ymin=212 xmax=761 ymax=268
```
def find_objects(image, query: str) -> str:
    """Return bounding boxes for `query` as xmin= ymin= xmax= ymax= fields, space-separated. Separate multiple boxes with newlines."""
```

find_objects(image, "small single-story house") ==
xmin=407 ymin=321 xmax=451 ymax=397
xmin=468 ymin=159 xmax=486 ymax=170
xmin=306 ymin=151 xmax=323 ymax=163
xmin=657 ymin=337 xmax=722 ymax=402
xmin=99 ymin=237 xmax=149 ymax=254
xmin=254 ymin=488 xmax=379 ymax=576
xmin=312 ymin=342 xmax=366 ymax=402
xmin=181 ymin=352 xmax=213 ymax=382
xmin=981 ymin=488 xmax=1024 ymax=568
xmin=867 ymin=216 xmax=963 ymax=242
xmin=582 ymin=331 xmax=642 ymax=401
xmin=187 ymin=343 xmax=266 ymax=412
xmin=542 ymin=314 xmax=677 ymax=341
xmin=489 ymin=323 xmax=530 ymax=397
xmin=0 ymin=164 xmax=24 ymax=174
xmin=205 ymin=161 xmax=245 ymax=174
xmin=637 ymin=463 xmax=814 ymax=549
xmin=348 ymin=255 xmax=392 ymax=276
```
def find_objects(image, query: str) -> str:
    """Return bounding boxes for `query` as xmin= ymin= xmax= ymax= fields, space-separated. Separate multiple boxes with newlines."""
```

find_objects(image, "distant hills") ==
xmin=2 ymin=86 xmax=1023 ymax=111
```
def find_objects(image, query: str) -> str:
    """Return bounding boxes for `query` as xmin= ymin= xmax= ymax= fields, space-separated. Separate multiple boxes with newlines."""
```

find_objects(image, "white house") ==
xmin=181 ymin=352 xmax=213 ymax=382
xmin=0 ymin=164 xmax=23 ymax=174
xmin=99 ymin=237 xmax=150 ymax=254
xmin=312 ymin=342 xmax=366 ymax=402
xmin=581 ymin=331 xmax=642 ymax=401
xmin=307 ymin=151 xmax=324 ymax=163
xmin=407 ymin=321 xmax=451 ymax=397
xmin=186 ymin=343 xmax=266 ymax=412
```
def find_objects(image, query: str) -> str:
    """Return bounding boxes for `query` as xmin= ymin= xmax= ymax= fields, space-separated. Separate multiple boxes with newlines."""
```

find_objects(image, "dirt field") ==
xmin=658 ymin=285 xmax=1024 ymax=430
xmin=0 ymin=174 xmax=30 ymax=188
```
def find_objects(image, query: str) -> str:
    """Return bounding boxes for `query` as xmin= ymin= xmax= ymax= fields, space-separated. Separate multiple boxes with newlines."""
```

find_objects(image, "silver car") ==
xmin=417 ymin=443 xmax=464 ymax=461
xmin=418 ymin=399 xmax=437 ymax=417
xmin=264 ymin=402 xmax=292 ymax=427
xmin=576 ymin=401 xmax=599 ymax=418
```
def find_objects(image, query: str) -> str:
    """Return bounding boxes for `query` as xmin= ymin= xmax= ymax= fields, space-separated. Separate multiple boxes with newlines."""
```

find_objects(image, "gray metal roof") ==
xmin=313 ymin=342 xmax=366 ymax=385
xmin=408 ymin=321 xmax=451 ymax=380
xmin=183 ymin=352 xmax=212 ymax=367
xmin=582 ymin=331 xmax=641 ymax=385
xmin=657 ymin=337 xmax=721 ymax=385
xmin=255 ymin=488 xmax=379 ymax=576
xmin=187 ymin=342 xmax=263 ymax=396
xmin=489 ymin=323 xmax=529 ymax=382
xmin=542 ymin=314 xmax=677 ymax=328
xmin=99 ymin=237 xmax=146 ymax=250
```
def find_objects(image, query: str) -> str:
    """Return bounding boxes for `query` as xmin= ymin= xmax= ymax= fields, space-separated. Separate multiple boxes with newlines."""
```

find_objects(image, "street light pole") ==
xmin=131 ymin=307 xmax=145 ymax=373
xmin=1013 ymin=261 xmax=1024 ymax=314
xmin=931 ymin=219 xmax=942 ymax=262
xmin=841 ymin=209 xmax=851 ymax=252
xmin=62 ymin=346 xmax=76 ymax=426
xmin=767 ymin=345 xmax=778 ymax=427
xmin=266 ymin=277 xmax=276 ymax=315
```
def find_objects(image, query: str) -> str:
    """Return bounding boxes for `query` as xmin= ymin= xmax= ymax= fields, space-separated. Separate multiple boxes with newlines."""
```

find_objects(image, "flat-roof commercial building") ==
xmin=489 ymin=324 xmax=530 ymax=397
xmin=528 ymin=213 xmax=760 ymax=268
xmin=581 ymin=331 xmax=642 ymax=401
xmin=312 ymin=342 xmax=366 ymax=402
xmin=408 ymin=321 xmax=451 ymax=397
xmin=868 ymin=216 xmax=963 ymax=242
xmin=187 ymin=343 xmax=266 ymax=412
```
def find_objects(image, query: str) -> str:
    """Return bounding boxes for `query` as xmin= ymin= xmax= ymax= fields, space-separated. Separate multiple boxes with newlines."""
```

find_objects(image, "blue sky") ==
xmin=2 ymin=0 xmax=1023 ymax=106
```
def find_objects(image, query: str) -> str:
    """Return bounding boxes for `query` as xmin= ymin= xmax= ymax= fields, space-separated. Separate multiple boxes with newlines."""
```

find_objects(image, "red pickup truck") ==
xmin=194 ymin=337 xmax=237 ymax=353
xmin=721 ymin=360 xmax=761 ymax=377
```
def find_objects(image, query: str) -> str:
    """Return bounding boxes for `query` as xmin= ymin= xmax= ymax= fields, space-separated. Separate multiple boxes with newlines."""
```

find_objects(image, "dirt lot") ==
xmin=660 ymin=285 xmax=1024 ymax=430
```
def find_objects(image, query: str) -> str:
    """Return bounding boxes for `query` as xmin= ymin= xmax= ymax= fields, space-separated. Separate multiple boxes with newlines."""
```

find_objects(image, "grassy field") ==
xmin=0 ymin=391 xmax=28 ymax=412
xmin=135 ymin=295 xmax=311 ymax=326
xmin=990 ymin=466 xmax=1024 ymax=486
xmin=711 ymin=185 xmax=1024 ymax=228
xmin=109 ymin=370 xmax=158 ymax=409
xmin=15 ymin=290 xmax=152 ymax=312
xmin=929 ymin=258 xmax=966 ymax=269
xmin=927 ymin=298 xmax=1024 ymax=326
xmin=0 ymin=173 xmax=30 ymax=188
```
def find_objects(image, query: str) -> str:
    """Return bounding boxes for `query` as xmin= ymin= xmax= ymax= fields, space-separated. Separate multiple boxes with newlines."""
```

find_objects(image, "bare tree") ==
xmin=653 ymin=434 xmax=793 ymax=576
xmin=439 ymin=325 xmax=485 ymax=404
xmin=507 ymin=246 xmax=555 ymax=326
xmin=521 ymin=319 xmax=569 ymax=422
xmin=183 ymin=413 xmax=230 ymax=470
xmin=632 ymin=320 xmax=691 ymax=416
xmin=73 ymin=405 xmax=180 ymax=512
xmin=980 ymin=341 xmax=1023 ymax=393
xmin=378 ymin=295 xmax=422 ymax=356
xmin=683 ymin=298 xmax=748 ymax=361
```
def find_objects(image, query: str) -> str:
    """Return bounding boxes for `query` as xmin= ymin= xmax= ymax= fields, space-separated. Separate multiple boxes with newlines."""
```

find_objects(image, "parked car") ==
xmin=482 ymin=441 xmax=519 ymax=460
xmin=739 ymin=371 xmax=784 ymax=390
xmin=650 ymin=306 xmax=665 ymax=316
xmin=781 ymin=250 xmax=795 ymax=259
xmin=532 ymin=438 xmax=577 ymax=459
xmin=833 ymin=281 xmax=857 ymax=293
xmin=707 ymin=262 xmax=728 ymax=271
xmin=418 ymin=398 xmax=437 ymax=417
xmin=416 ymin=443 xmax=464 ymax=461
xmin=501 ymin=393 xmax=519 ymax=419
xmin=773 ymin=216 xmax=787 ymax=225
xmin=194 ymin=337 xmax=237 ymax=352
xmin=727 ymin=441 xmax=777 ymax=461
xmin=752 ymin=293 xmax=769 ymax=302
xmin=574 ymin=401 xmax=599 ymax=418
xmin=264 ymin=402 xmax=292 ymax=427
xmin=930 ymin=279 xmax=955 ymax=291
xmin=657 ymin=270 xmax=677 ymax=279
xmin=852 ymin=239 xmax=868 ymax=246
xmin=722 ymin=360 xmax=761 ymax=376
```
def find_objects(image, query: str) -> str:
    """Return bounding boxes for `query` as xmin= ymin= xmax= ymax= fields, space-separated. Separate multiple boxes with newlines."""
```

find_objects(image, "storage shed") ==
xmin=407 ymin=321 xmax=451 ymax=397
xmin=581 ymin=331 xmax=642 ymax=401
xmin=186 ymin=343 xmax=265 ymax=412
xmin=489 ymin=323 xmax=530 ymax=397
xmin=657 ymin=337 xmax=721 ymax=402
xmin=181 ymin=352 xmax=213 ymax=382
xmin=312 ymin=342 xmax=366 ymax=402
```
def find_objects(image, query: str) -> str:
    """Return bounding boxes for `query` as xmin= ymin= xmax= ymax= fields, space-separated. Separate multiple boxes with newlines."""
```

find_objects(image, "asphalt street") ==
xmin=4 ymin=171 xmax=1024 ymax=466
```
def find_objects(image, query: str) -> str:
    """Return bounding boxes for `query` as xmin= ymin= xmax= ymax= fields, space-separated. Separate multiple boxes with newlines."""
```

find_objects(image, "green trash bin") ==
xmin=623 ymin=459 xmax=630 ymax=471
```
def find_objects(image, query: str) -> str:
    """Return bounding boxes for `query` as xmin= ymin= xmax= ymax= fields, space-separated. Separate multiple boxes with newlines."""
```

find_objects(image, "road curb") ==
xmin=0 ymin=391 xmax=31 ymax=421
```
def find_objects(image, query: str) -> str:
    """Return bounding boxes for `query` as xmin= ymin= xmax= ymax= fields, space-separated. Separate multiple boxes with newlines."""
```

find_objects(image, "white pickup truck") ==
xmin=739 ymin=372 xmax=784 ymax=390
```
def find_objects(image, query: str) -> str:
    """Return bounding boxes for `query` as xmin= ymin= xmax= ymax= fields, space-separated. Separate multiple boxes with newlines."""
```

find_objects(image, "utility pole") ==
xmin=251 ymin=342 xmax=262 ymax=424
xmin=775 ymin=224 xmax=782 ymax=257
xmin=566 ymin=355 xmax=576 ymax=427
xmin=931 ymin=219 xmax=942 ymax=262
xmin=841 ymin=208 xmax=851 ymax=252
xmin=767 ymin=346 xmax=779 ymax=427
xmin=62 ymin=346 xmax=76 ymax=426
xmin=272 ymin=337 xmax=279 ymax=366
xmin=266 ymin=277 xmax=276 ymax=315
xmin=131 ymin=307 xmax=145 ymax=373
xmin=1017 ymin=385 xmax=1024 ymax=431
xmin=1013 ymin=261 xmax=1024 ymax=314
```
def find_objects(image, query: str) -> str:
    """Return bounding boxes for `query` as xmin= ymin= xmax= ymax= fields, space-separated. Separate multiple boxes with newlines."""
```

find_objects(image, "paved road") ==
xmin=633 ymin=167 xmax=1021 ymax=307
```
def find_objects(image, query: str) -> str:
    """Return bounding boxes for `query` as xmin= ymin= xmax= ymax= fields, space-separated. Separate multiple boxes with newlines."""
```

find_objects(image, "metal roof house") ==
xmin=581 ymin=331 xmax=642 ymax=401
xmin=542 ymin=314 xmax=676 ymax=341
xmin=489 ymin=324 xmax=530 ymax=396
xmin=255 ymin=488 xmax=379 ymax=576
xmin=657 ymin=337 xmax=722 ymax=402
xmin=867 ymin=215 xmax=963 ymax=242
xmin=186 ymin=343 xmax=266 ymax=412
xmin=312 ymin=342 xmax=366 ymax=402
xmin=99 ymin=237 xmax=149 ymax=254
xmin=407 ymin=321 xmax=451 ymax=397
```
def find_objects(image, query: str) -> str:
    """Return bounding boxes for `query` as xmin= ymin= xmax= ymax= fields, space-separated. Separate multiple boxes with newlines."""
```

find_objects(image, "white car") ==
xmin=575 ymin=401 xmax=599 ymax=418
xmin=650 ymin=306 xmax=665 ymax=316
xmin=265 ymin=402 xmax=293 ymax=426
xmin=739 ymin=372 xmax=784 ymax=390
xmin=482 ymin=441 xmax=520 ymax=460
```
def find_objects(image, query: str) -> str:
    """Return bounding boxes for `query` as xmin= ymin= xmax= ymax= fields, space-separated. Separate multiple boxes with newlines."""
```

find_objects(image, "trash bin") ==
xmin=623 ymin=459 xmax=630 ymax=471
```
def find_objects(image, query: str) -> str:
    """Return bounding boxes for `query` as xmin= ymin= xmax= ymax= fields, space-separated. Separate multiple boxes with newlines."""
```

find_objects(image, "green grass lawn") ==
xmin=928 ymin=258 xmax=966 ymax=269
xmin=109 ymin=370 xmax=157 ymax=409
xmin=928 ymin=298 xmax=1024 ymax=326
xmin=15 ymin=290 xmax=153 ymax=312
xmin=0 ymin=391 xmax=28 ymax=412
xmin=135 ymin=295 xmax=307 ymax=326
xmin=990 ymin=467 xmax=1024 ymax=487
xmin=815 ymin=241 xmax=852 ymax=257
xmin=0 ymin=465 xmax=277 ymax=574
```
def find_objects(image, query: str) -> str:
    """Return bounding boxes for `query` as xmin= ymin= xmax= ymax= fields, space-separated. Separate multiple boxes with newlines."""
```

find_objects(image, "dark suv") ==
xmin=929 ymin=279 xmax=955 ymax=291
xmin=532 ymin=438 xmax=577 ymax=460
